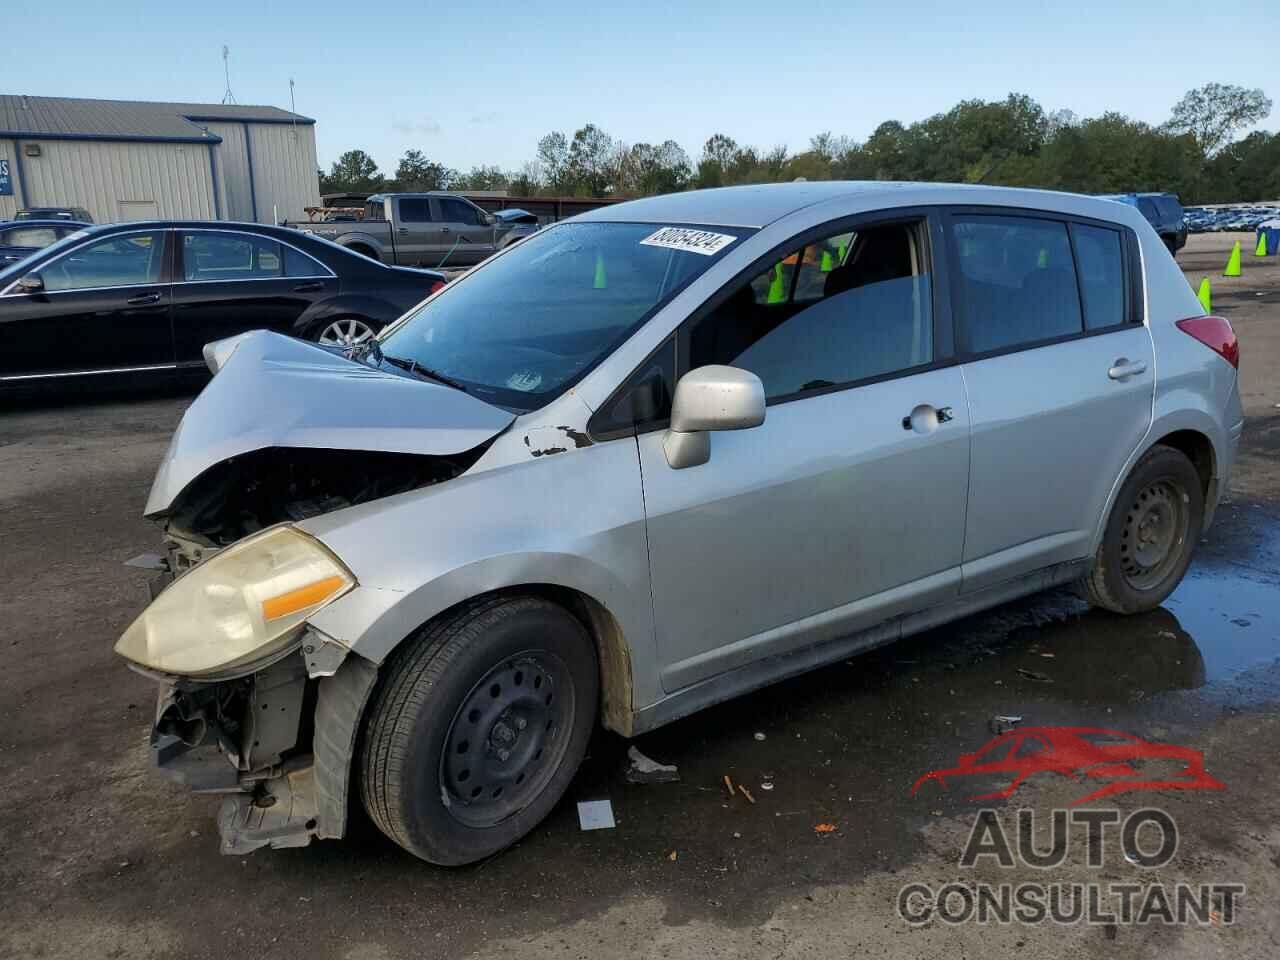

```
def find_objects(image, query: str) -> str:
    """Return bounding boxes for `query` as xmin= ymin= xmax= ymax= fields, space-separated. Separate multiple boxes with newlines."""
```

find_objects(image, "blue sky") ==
xmin=12 ymin=0 xmax=1277 ymax=176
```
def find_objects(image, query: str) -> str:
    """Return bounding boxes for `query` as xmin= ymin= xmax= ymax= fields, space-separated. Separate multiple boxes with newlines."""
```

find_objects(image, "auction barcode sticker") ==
xmin=640 ymin=227 xmax=737 ymax=256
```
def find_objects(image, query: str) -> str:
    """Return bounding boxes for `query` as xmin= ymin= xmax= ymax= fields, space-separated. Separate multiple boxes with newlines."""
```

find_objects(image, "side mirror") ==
xmin=17 ymin=274 xmax=44 ymax=293
xmin=663 ymin=365 xmax=765 ymax=469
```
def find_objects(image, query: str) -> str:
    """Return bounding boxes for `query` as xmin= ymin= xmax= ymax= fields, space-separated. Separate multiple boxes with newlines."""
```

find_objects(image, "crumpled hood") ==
xmin=145 ymin=331 xmax=515 ymax=516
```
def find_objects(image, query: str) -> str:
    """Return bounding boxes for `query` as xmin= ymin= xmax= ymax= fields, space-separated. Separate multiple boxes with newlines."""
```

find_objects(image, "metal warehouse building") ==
xmin=0 ymin=95 xmax=320 ymax=224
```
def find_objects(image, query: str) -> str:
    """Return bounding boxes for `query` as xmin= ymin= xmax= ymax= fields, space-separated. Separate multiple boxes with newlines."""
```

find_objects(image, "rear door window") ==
xmin=183 ymin=232 xmax=282 ymax=281
xmin=398 ymin=198 xmax=432 ymax=223
xmin=1071 ymin=224 xmax=1126 ymax=331
xmin=950 ymin=215 xmax=1083 ymax=354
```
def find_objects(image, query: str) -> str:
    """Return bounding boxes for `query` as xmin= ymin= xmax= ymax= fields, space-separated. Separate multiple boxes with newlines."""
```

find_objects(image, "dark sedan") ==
xmin=0 ymin=219 xmax=88 ymax=266
xmin=0 ymin=221 xmax=446 ymax=393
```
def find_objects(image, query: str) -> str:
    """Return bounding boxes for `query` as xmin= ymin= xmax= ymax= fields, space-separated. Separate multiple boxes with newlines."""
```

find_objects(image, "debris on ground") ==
xmin=576 ymin=799 xmax=616 ymax=831
xmin=738 ymin=785 xmax=756 ymax=804
xmin=624 ymin=746 xmax=680 ymax=784
xmin=990 ymin=714 xmax=1023 ymax=735
xmin=814 ymin=823 xmax=837 ymax=835
xmin=667 ymin=850 xmax=678 ymax=861
xmin=753 ymin=731 xmax=766 ymax=741
xmin=1017 ymin=668 xmax=1054 ymax=683
xmin=760 ymin=781 xmax=775 ymax=792
xmin=723 ymin=774 xmax=735 ymax=799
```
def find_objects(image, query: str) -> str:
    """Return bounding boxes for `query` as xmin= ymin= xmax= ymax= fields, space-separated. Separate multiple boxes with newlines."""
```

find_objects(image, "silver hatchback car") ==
xmin=118 ymin=182 xmax=1243 ymax=864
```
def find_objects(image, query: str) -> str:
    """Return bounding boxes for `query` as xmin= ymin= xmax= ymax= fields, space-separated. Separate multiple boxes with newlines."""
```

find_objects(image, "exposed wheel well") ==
xmin=393 ymin=585 xmax=634 ymax=736
xmin=1153 ymin=430 xmax=1214 ymax=500
xmin=347 ymin=243 xmax=378 ymax=261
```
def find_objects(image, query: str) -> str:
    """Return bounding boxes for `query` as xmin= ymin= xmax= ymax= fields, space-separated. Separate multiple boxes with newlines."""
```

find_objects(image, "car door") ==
xmin=170 ymin=229 xmax=337 ymax=363
xmin=393 ymin=197 xmax=438 ymax=267
xmin=433 ymin=197 xmax=495 ymax=267
xmin=633 ymin=213 xmax=971 ymax=692
xmin=944 ymin=209 xmax=1154 ymax=592
xmin=0 ymin=229 xmax=173 ymax=381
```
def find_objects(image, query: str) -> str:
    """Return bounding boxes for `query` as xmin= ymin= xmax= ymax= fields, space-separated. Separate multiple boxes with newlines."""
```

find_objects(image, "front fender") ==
xmin=299 ymin=434 xmax=660 ymax=710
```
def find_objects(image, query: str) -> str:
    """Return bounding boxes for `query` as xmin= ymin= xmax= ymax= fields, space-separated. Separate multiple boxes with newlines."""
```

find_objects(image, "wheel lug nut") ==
xmin=498 ymin=749 xmax=510 ymax=762
xmin=515 ymin=717 xmax=527 ymax=731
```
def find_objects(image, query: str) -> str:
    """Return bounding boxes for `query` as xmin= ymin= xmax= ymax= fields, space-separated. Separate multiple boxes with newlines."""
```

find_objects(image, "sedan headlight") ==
xmin=116 ymin=526 xmax=355 ymax=679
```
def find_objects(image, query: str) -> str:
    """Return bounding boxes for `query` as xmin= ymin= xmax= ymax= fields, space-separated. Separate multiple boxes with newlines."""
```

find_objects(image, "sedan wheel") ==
xmin=317 ymin=317 xmax=376 ymax=347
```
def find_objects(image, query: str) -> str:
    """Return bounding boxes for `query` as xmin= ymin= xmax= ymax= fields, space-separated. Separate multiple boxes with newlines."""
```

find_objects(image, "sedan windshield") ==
xmin=379 ymin=221 xmax=749 ymax=410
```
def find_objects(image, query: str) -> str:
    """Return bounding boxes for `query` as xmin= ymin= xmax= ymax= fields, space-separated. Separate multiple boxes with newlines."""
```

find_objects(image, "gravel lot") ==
xmin=2 ymin=231 xmax=1278 ymax=960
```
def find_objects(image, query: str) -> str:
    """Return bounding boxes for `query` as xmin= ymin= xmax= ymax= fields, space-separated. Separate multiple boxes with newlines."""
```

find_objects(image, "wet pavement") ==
xmin=1 ymin=231 xmax=1279 ymax=959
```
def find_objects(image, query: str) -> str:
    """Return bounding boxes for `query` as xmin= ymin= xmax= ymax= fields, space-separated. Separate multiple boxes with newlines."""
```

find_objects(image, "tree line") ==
xmin=319 ymin=83 xmax=1275 ymax=204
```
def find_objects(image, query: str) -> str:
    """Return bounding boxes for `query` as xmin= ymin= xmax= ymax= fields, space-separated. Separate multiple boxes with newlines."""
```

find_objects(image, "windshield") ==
xmin=379 ymin=221 xmax=749 ymax=411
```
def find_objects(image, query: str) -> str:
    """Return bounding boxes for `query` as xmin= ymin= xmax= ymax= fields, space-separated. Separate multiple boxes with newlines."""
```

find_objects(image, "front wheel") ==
xmin=359 ymin=596 xmax=598 ymax=864
xmin=1080 ymin=445 xmax=1204 ymax=614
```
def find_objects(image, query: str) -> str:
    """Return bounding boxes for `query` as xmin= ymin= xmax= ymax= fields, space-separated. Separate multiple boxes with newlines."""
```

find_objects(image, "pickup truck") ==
xmin=291 ymin=192 xmax=530 ymax=268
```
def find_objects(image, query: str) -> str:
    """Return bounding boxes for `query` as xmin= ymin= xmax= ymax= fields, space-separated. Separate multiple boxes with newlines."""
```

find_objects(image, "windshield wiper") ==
xmin=381 ymin=354 xmax=469 ymax=394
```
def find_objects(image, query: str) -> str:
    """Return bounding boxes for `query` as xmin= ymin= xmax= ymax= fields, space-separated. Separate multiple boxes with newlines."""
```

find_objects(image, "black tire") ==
xmin=359 ymin=596 xmax=598 ymax=865
xmin=1080 ymin=445 xmax=1203 ymax=614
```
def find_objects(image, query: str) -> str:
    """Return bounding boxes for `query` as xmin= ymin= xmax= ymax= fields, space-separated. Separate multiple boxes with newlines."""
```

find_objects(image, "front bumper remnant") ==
xmin=146 ymin=648 xmax=379 ymax=856
xmin=218 ymin=764 xmax=321 ymax=854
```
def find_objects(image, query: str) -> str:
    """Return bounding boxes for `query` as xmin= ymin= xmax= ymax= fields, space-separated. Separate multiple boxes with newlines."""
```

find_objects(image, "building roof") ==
xmin=575 ymin=181 xmax=1130 ymax=228
xmin=0 ymin=95 xmax=315 ymax=144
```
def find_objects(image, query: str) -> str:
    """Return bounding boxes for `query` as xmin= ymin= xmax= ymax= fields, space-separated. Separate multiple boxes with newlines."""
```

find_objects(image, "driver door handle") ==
xmin=1108 ymin=358 xmax=1147 ymax=380
xmin=126 ymin=291 xmax=162 ymax=305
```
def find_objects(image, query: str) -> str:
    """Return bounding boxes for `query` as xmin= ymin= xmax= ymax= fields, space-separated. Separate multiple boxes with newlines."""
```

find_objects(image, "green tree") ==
xmin=456 ymin=165 xmax=510 ymax=191
xmin=1167 ymin=83 xmax=1273 ymax=157
xmin=696 ymin=133 xmax=739 ymax=188
xmin=568 ymin=124 xmax=616 ymax=196
xmin=619 ymin=140 xmax=692 ymax=195
xmin=536 ymin=132 xmax=570 ymax=194
xmin=323 ymin=149 xmax=384 ymax=193
xmin=393 ymin=149 xmax=455 ymax=191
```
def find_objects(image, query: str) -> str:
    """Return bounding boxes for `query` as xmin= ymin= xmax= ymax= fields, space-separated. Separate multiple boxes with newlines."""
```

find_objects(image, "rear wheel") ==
xmin=315 ymin=316 xmax=378 ymax=348
xmin=359 ymin=596 xmax=598 ymax=864
xmin=1081 ymin=445 xmax=1203 ymax=614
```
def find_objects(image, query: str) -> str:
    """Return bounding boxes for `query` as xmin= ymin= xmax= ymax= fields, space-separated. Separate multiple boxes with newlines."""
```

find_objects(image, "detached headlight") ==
xmin=116 ymin=526 xmax=355 ymax=679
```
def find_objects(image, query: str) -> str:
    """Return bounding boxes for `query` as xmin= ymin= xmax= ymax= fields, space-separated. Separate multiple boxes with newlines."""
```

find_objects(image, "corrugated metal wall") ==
xmin=0 ymin=139 xmax=18 ymax=220
xmin=3 ymin=139 xmax=216 ymax=223
xmin=245 ymin=123 xmax=320 ymax=223
xmin=202 ymin=121 xmax=254 ymax=221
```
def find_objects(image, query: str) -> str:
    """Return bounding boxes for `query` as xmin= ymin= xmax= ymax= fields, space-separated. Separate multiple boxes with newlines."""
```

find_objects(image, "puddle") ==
xmin=1164 ymin=566 xmax=1280 ymax=681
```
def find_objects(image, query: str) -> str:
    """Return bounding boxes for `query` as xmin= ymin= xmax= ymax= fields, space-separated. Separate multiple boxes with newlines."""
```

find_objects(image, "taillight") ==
xmin=428 ymin=280 xmax=446 ymax=295
xmin=1176 ymin=315 xmax=1239 ymax=369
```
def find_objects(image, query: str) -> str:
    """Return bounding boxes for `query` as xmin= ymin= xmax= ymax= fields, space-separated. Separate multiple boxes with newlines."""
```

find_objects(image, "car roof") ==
xmin=1 ymin=219 xmax=89 ymax=228
xmin=574 ymin=181 xmax=1140 ymax=229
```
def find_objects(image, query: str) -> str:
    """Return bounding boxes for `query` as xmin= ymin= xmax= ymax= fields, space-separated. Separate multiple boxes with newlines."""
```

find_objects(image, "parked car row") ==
xmin=0 ymin=220 xmax=446 ymax=394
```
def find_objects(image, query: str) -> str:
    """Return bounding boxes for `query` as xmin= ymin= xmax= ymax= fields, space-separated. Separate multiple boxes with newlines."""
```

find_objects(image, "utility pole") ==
xmin=221 ymin=46 xmax=236 ymax=105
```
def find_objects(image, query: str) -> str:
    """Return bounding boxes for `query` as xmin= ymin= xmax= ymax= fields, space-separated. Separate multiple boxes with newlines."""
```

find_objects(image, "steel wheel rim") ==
xmin=318 ymin=317 xmax=375 ymax=347
xmin=1120 ymin=479 xmax=1188 ymax=591
xmin=439 ymin=651 xmax=575 ymax=828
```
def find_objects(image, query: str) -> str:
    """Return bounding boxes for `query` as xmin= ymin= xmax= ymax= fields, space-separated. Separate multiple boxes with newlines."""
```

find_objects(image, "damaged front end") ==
xmin=151 ymin=642 xmax=378 ymax=854
xmin=120 ymin=330 xmax=519 ymax=853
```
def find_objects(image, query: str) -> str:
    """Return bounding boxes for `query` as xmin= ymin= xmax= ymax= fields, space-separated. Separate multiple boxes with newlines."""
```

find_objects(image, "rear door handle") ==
xmin=292 ymin=281 xmax=324 ymax=293
xmin=398 ymin=226 xmax=410 ymax=234
xmin=1108 ymin=358 xmax=1147 ymax=380
xmin=126 ymin=291 xmax=162 ymax=305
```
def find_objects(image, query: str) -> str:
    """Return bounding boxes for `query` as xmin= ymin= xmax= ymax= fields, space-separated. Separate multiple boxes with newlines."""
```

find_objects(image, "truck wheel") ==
xmin=348 ymin=245 xmax=379 ymax=261
xmin=359 ymin=596 xmax=598 ymax=865
xmin=315 ymin=316 xmax=378 ymax=347
xmin=1080 ymin=445 xmax=1203 ymax=614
